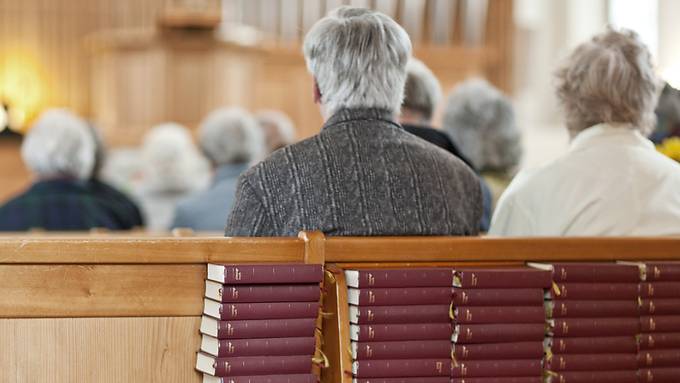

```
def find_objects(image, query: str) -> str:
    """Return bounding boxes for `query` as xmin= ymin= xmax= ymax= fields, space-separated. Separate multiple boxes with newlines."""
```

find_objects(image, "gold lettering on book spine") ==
xmin=230 ymin=305 xmax=238 ymax=319
xmin=226 ymin=323 xmax=234 ymax=336
xmin=367 ymin=273 xmax=375 ymax=286
xmin=560 ymin=284 xmax=568 ymax=298
xmin=560 ymin=267 xmax=567 ymax=281
xmin=233 ymin=267 xmax=242 ymax=281
xmin=367 ymin=309 xmax=375 ymax=322
xmin=647 ymin=335 xmax=655 ymax=347
xmin=558 ymin=339 xmax=566 ymax=352
xmin=223 ymin=361 xmax=231 ymax=374
xmin=230 ymin=287 xmax=238 ymax=300
xmin=649 ymin=301 xmax=656 ymax=314
xmin=648 ymin=284 xmax=655 ymax=297
xmin=644 ymin=352 xmax=653 ymax=366
xmin=226 ymin=341 xmax=235 ymax=354
xmin=470 ymin=273 xmax=478 ymax=287
xmin=460 ymin=363 xmax=468 ymax=376
xmin=367 ymin=326 xmax=375 ymax=340
xmin=649 ymin=318 xmax=656 ymax=331
xmin=465 ymin=309 xmax=472 ymax=322
xmin=365 ymin=345 xmax=373 ymax=358
xmin=559 ymin=356 xmax=566 ymax=370
xmin=435 ymin=361 xmax=443 ymax=373
xmin=465 ymin=327 xmax=473 ymax=341
xmin=654 ymin=266 xmax=661 ymax=280
xmin=561 ymin=321 xmax=569 ymax=335
xmin=560 ymin=303 xmax=568 ymax=316
xmin=368 ymin=291 xmax=375 ymax=304
xmin=462 ymin=346 xmax=469 ymax=358
xmin=462 ymin=291 xmax=469 ymax=304
xmin=646 ymin=370 xmax=654 ymax=382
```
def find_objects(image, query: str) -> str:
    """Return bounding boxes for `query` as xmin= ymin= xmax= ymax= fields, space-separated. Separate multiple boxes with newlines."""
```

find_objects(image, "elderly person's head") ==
xmin=442 ymin=78 xmax=522 ymax=174
xmin=303 ymin=6 xmax=412 ymax=119
xmin=21 ymin=109 xmax=95 ymax=181
xmin=555 ymin=27 xmax=660 ymax=137
xmin=255 ymin=110 xmax=296 ymax=153
xmin=401 ymin=58 xmax=442 ymax=124
xmin=200 ymin=107 xmax=264 ymax=166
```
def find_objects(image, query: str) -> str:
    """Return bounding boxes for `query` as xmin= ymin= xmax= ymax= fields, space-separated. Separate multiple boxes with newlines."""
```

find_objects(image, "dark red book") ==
xmin=345 ymin=268 xmax=453 ymax=288
xmin=548 ymin=283 xmax=638 ymax=300
xmin=203 ymin=300 xmax=319 ymax=320
xmin=547 ymin=300 xmax=639 ymax=318
xmin=452 ymin=288 xmax=544 ymax=307
xmin=200 ymin=316 xmax=316 ymax=339
xmin=202 ymin=374 xmax=319 ymax=383
xmin=349 ymin=304 xmax=450 ymax=324
xmin=644 ymin=263 xmax=680 ymax=281
xmin=453 ymin=323 xmax=545 ymax=344
xmin=639 ymin=368 xmax=680 ymax=383
xmin=545 ymin=354 xmax=637 ymax=371
xmin=207 ymin=263 xmax=322 ymax=284
xmin=452 ymin=379 xmax=542 ymax=383
xmin=205 ymin=281 xmax=321 ymax=303
xmin=451 ymin=359 xmax=542 ymax=378
xmin=638 ymin=350 xmax=680 ymax=367
xmin=549 ymin=318 xmax=639 ymax=337
xmin=640 ymin=282 xmax=680 ymax=298
xmin=641 ymin=316 xmax=680 ymax=333
xmin=529 ymin=262 xmax=639 ymax=283
xmin=640 ymin=299 xmax=680 ymax=315
xmin=351 ymin=340 xmax=451 ymax=360
xmin=545 ymin=336 xmax=637 ymax=354
xmin=352 ymin=359 xmax=451 ymax=378
xmin=200 ymin=335 xmax=315 ymax=357
xmin=350 ymin=323 xmax=452 ymax=342
xmin=546 ymin=371 xmax=637 ymax=383
xmin=454 ymin=306 xmax=545 ymax=324
xmin=347 ymin=287 xmax=451 ymax=306
xmin=639 ymin=333 xmax=680 ymax=350
xmin=196 ymin=353 xmax=312 ymax=377
xmin=453 ymin=342 xmax=543 ymax=360
xmin=453 ymin=268 xmax=551 ymax=288
xmin=354 ymin=379 xmax=450 ymax=383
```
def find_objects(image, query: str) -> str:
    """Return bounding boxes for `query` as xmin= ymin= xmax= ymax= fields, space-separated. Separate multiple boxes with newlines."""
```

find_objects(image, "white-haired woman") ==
xmin=225 ymin=6 xmax=482 ymax=237
xmin=171 ymin=108 xmax=264 ymax=231
xmin=0 ymin=109 xmax=122 ymax=230
xmin=490 ymin=28 xmax=680 ymax=236
xmin=255 ymin=110 xmax=296 ymax=153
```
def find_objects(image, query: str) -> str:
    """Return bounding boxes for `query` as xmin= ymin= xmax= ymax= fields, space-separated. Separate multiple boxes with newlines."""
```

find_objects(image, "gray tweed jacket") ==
xmin=224 ymin=108 xmax=482 ymax=237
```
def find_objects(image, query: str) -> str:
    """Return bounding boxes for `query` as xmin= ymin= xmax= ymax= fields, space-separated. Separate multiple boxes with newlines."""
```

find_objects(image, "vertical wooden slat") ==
xmin=302 ymin=0 xmax=324 ymax=32
xmin=462 ymin=0 xmax=489 ymax=46
xmin=259 ymin=0 xmax=280 ymax=36
xmin=374 ymin=0 xmax=398 ymax=17
xmin=400 ymin=0 xmax=427 ymax=44
xmin=430 ymin=0 xmax=456 ymax=45
xmin=279 ymin=0 xmax=301 ymax=41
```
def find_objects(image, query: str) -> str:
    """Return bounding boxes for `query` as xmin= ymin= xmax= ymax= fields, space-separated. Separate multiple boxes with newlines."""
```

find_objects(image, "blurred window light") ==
xmin=0 ymin=105 xmax=7 ymax=132
xmin=663 ymin=65 xmax=680 ymax=90
xmin=0 ymin=52 xmax=46 ymax=132
xmin=608 ymin=0 xmax=659 ymax=58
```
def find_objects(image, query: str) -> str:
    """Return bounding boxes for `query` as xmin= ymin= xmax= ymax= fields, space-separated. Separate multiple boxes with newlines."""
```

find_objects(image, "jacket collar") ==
xmin=569 ymin=123 xmax=655 ymax=153
xmin=323 ymin=108 xmax=401 ymax=131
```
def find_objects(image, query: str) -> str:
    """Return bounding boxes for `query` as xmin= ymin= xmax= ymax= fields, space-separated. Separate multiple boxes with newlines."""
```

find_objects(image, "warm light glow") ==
xmin=0 ymin=51 xmax=48 ymax=132
xmin=662 ymin=64 xmax=680 ymax=90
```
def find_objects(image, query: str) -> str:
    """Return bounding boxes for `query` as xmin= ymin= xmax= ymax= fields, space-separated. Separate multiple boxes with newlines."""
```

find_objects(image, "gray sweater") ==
xmin=224 ymin=108 xmax=482 ymax=237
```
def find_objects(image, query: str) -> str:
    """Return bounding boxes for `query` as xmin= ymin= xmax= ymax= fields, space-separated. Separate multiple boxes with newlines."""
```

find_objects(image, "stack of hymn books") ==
xmin=196 ymin=263 xmax=324 ymax=383
xmin=345 ymin=268 xmax=454 ymax=383
xmin=451 ymin=268 xmax=550 ymax=383
xmin=621 ymin=261 xmax=680 ymax=383
xmin=529 ymin=263 xmax=640 ymax=383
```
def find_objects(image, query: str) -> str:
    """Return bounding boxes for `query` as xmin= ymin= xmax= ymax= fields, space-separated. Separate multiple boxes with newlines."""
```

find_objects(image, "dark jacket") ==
xmin=225 ymin=108 xmax=482 ymax=237
xmin=88 ymin=179 xmax=144 ymax=229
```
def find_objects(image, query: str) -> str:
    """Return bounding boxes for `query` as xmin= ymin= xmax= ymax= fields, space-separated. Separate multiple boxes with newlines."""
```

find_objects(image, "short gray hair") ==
xmin=199 ymin=107 xmax=264 ymax=165
xmin=442 ymin=78 xmax=522 ymax=173
xmin=255 ymin=110 xmax=296 ymax=152
xmin=303 ymin=6 xmax=412 ymax=116
xmin=142 ymin=123 xmax=202 ymax=192
xmin=402 ymin=58 xmax=442 ymax=120
xmin=21 ymin=109 xmax=95 ymax=180
xmin=555 ymin=27 xmax=661 ymax=136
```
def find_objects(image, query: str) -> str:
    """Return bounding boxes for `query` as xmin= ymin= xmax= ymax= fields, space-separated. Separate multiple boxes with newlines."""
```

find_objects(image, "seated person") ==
xmin=255 ymin=110 xmax=297 ymax=153
xmin=399 ymin=58 xmax=493 ymax=231
xmin=225 ymin=7 xmax=482 ymax=237
xmin=0 ymin=109 xmax=124 ymax=231
xmin=490 ymin=28 xmax=680 ymax=236
xmin=172 ymin=108 xmax=264 ymax=231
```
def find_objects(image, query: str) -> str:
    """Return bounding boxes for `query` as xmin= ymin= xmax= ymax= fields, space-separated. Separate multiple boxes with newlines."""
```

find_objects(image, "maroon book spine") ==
xmin=641 ymin=316 xmax=680 ymax=333
xmin=639 ymin=368 xmax=680 ymax=383
xmin=351 ymin=268 xmax=454 ymax=288
xmin=638 ymin=350 xmax=680 ymax=367
xmin=451 ymin=379 xmax=542 ymax=383
xmin=639 ymin=333 xmax=680 ymax=350
xmin=545 ymin=354 xmax=637 ymax=372
xmin=213 ymin=355 xmax=312 ymax=376
xmin=217 ymin=284 xmax=321 ymax=303
xmin=453 ymin=268 xmax=551 ymax=288
xmin=547 ymin=336 xmax=637 ymax=354
xmin=453 ymin=342 xmax=543 ymax=360
xmin=550 ymin=318 xmax=640 ymax=337
xmin=548 ymin=371 xmax=637 ymax=383
xmin=549 ymin=263 xmax=640 ymax=283
xmin=209 ymin=375 xmax=319 ymax=383
xmin=353 ymin=359 xmax=451 ymax=378
xmin=215 ymin=318 xmax=316 ymax=339
xmin=217 ymin=302 xmax=318 ymax=320
xmin=354 ymin=379 xmax=450 ymax=383
xmin=215 ymin=337 xmax=316 ymax=357
xmin=548 ymin=300 xmax=639 ymax=318
xmin=454 ymin=306 xmax=545 ymax=324
xmin=451 ymin=359 xmax=542 ymax=378
xmin=640 ymin=299 xmax=680 ymax=315
xmin=640 ymin=282 xmax=680 ymax=298
xmin=452 ymin=288 xmax=545 ymax=307
xmin=350 ymin=287 xmax=451 ymax=306
xmin=353 ymin=323 xmax=452 ymax=341
xmin=351 ymin=305 xmax=450 ymax=324
xmin=216 ymin=264 xmax=322 ymax=284
xmin=454 ymin=323 xmax=546 ymax=344
xmin=353 ymin=340 xmax=451 ymax=360
xmin=550 ymin=283 xmax=638 ymax=300
xmin=645 ymin=263 xmax=680 ymax=281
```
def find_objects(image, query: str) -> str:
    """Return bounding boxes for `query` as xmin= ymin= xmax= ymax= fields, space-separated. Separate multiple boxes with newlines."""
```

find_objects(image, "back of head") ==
xmin=21 ymin=108 xmax=95 ymax=180
xmin=402 ymin=58 xmax=442 ymax=122
xmin=200 ymin=107 xmax=264 ymax=165
xmin=254 ymin=110 xmax=296 ymax=153
xmin=303 ymin=6 xmax=412 ymax=117
xmin=141 ymin=123 xmax=201 ymax=193
xmin=443 ymin=78 xmax=522 ymax=174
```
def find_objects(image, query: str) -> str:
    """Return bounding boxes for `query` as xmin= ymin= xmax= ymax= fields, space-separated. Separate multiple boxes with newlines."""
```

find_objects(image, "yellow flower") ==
xmin=657 ymin=137 xmax=680 ymax=162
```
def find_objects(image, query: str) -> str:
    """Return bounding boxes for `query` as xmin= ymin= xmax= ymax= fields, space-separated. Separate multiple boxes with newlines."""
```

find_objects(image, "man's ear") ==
xmin=313 ymin=79 xmax=322 ymax=104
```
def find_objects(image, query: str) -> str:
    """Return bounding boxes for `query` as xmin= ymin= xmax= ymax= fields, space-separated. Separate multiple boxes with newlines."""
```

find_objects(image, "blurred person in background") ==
xmin=442 ymin=78 xmax=523 ymax=206
xmin=255 ymin=109 xmax=296 ymax=153
xmin=0 ymin=109 xmax=124 ymax=231
xmin=490 ymin=28 xmax=680 ymax=236
xmin=400 ymin=58 xmax=493 ymax=231
xmin=171 ymin=107 xmax=264 ymax=231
